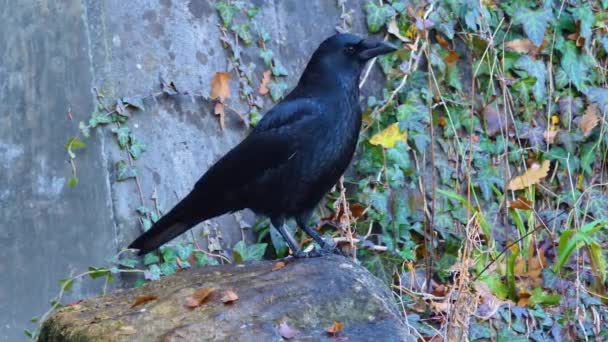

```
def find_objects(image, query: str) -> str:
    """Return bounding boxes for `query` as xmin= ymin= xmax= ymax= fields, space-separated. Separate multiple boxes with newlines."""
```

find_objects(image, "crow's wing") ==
xmin=194 ymin=98 xmax=321 ymax=194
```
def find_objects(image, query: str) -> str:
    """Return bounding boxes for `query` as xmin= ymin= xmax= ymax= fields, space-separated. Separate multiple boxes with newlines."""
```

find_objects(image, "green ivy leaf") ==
xmin=143 ymin=253 xmax=160 ymax=266
xmin=586 ymin=87 xmax=608 ymax=113
xmin=558 ymin=41 xmax=591 ymax=92
xmin=111 ymin=127 xmax=130 ymax=149
xmin=259 ymin=49 xmax=274 ymax=67
xmin=271 ymin=60 xmax=289 ymax=77
xmin=128 ymin=136 xmax=146 ymax=159
xmin=473 ymin=158 xmax=502 ymax=200
xmin=89 ymin=109 xmax=112 ymax=128
xmin=116 ymin=160 xmax=137 ymax=181
xmin=215 ymin=1 xmax=239 ymax=27
xmin=232 ymin=240 xmax=267 ymax=262
xmin=160 ymin=262 xmax=177 ymax=276
xmin=232 ymin=23 xmax=252 ymax=44
xmin=514 ymin=8 xmax=552 ymax=46
xmin=364 ymin=2 xmax=394 ymax=33
xmin=515 ymin=55 xmax=547 ymax=103
xmin=267 ymin=80 xmax=289 ymax=101
xmin=570 ymin=4 xmax=593 ymax=50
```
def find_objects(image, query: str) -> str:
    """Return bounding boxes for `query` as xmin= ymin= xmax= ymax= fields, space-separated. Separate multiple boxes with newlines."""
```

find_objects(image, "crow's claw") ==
xmin=293 ymin=250 xmax=323 ymax=258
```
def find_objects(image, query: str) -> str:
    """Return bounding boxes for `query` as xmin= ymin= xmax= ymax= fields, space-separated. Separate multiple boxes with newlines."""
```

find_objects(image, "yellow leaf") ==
xmin=210 ymin=72 xmax=231 ymax=101
xmin=369 ymin=123 xmax=407 ymax=148
xmin=507 ymin=160 xmax=550 ymax=190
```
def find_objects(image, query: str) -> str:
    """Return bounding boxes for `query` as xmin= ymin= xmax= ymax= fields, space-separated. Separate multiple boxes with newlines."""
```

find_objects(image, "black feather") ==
xmin=128 ymin=33 xmax=396 ymax=256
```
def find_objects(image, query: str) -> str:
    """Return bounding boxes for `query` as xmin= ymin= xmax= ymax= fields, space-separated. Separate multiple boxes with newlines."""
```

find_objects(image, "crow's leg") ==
xmin=296 ymin=214 xmax=343 ymax=256
xmin=270 ymin=217 xmax=314 ymax=258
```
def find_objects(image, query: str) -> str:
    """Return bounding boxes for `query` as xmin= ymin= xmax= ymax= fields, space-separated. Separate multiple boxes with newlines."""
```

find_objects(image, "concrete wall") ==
xmin=0 ymin=0 xmax=380 ymax=340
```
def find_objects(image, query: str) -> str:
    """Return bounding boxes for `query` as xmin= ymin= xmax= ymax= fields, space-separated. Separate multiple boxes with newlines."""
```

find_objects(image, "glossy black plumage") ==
xmin=128 ymin=33 xmax=396 ymax=256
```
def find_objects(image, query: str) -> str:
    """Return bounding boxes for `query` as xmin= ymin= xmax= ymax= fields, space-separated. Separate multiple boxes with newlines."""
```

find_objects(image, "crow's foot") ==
xmin=293 ymin=249 xmax=323 ymax=258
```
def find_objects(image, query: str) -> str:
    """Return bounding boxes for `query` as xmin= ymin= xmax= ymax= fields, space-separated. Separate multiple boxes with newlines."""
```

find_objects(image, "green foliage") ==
xmin=232 ymin=240 xmax=267 ymax=262
xmin=514 ymin=8 xmax=552 ymax=46
xmin=364 ymin=2 xmax=395 ymax=33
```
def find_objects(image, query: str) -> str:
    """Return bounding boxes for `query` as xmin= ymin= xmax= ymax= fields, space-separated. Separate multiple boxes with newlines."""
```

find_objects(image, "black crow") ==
xmin=129 ymin=33 xmax=396 ymax=257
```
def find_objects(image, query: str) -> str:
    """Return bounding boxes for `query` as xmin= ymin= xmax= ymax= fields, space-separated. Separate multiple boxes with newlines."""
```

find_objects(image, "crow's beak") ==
xmin=358 ymin=39 xmax=398 ymax=60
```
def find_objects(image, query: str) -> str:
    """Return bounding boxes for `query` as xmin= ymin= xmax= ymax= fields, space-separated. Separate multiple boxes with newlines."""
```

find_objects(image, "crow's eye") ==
xmin=345 ymin=46 xmax=356 ymax=54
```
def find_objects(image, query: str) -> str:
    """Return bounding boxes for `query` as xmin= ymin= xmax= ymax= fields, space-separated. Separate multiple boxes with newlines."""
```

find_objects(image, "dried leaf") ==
xmin=528 ymin=249 xmax=546 ymax=278
xmin=214 ymin=102 xmax=225 ymax=130
xmin=185 ymin=288 xmax=215 ymax=308
xmin=272 ymin=261 xmax=287 ymax=271
xmin=387 ymin=20 xmax=409 ymax=42
xmin=444 ymin=50 xmax=459 ymax=64
xmin=278 ymin=321 xmax=299 ymax=339
xmin=350 ymin=203 xmax=365 ymax=219
xmin=369 ymin=123 xmax=407 ymax=148
xmin=506 ymin=160 xmax=550 ymax=190
xmin=431 ymin=301 xmax=450 ymax=312
xmin=326 ymin=321 xmax=344 ymax=335
xmin=579 ymin=105 xmax=599 ymax=135
xmin=258 ymin=70 xmax=271 ymax=95
xmin=484 ymin=104 xmax=506 ymax=136
xmin=130 ymin=295 xmax=158 ymax=308
xmin=210 ymin=72 xmax=231 ymax=101
xmin=435 ymin=34 xmax=450 ymax=49
xmin=543 ymin=129 xmax=558 ymax=144
xmin=504 ymin=39 xmax=537 ymax=54
xmin=508 ymin=197 xmax=533 ymax=210
xmin=220 ymin=290 xmax=239 ymax=304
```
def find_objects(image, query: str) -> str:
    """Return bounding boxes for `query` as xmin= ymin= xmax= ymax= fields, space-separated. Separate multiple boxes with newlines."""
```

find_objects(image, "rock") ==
xmin=39 ymin=256 xmax=410 ymax=341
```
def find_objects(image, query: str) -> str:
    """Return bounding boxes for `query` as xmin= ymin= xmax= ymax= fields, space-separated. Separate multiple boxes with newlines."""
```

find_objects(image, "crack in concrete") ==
xmin=81 ymin=0 xmax=120 ymax=251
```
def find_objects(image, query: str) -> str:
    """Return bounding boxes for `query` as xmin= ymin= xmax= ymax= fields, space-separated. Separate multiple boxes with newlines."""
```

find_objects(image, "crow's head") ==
xmin=302 ymin=33 xmax=397 ymax=86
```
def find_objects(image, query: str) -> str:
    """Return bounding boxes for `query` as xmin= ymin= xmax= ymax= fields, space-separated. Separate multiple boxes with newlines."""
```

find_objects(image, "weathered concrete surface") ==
xmin=39 ymin=256 xmax=410 ymax=341
xmin=0 ymin=0 xmax=384 ymax=340
xmin=0 ymin=2 xmax=116 ymax=340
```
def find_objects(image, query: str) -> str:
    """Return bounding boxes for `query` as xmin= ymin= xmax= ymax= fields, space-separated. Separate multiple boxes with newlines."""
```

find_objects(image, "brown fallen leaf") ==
xmin=508 ymin=196 xmax=533 ymax=210
xmin=185 ymin=288 xmax=215 ymax=308
xmin=258 ymin=70 xmax=271 ymax=95
xmin=579 ymin=105 xmax=599 ymax=135
xmin=272 ymin=261 xmax=287 ymax=271
xmin=543 ymin=129 xmax=558 ymax=144
xmin=210 ymin=72 xmax=231 ymax=101
xmin=221 ymin=290 xmax=239 ymax=304
xmin=506 ymin=160 xmax=550 ymax=191
xmin=435 ymin=34 xmax=450 ymax=50
xmin=444 ymin=49 xmax=459 ymax=64
xmin=484 ymin=104 xmax=507 ymax=137
xmin=527 ymin=249 xmax=546 ymax=278
xmin=326 ymin=321 xmax=344 ymax=335
xmin=505 ymin=39 xmax=536 ymax=54
xmin=130 ymin=294 xmax=158 ymax=308
xmin=278 ymin=321 xmax=299 ymax=340
xmin=214 ymin=102 xmax=225 ymax=130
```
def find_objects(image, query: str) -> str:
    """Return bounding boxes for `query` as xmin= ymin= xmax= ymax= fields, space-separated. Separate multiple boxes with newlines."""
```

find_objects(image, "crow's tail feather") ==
xmin=128 ymin=192 xmax=223 ymax=255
